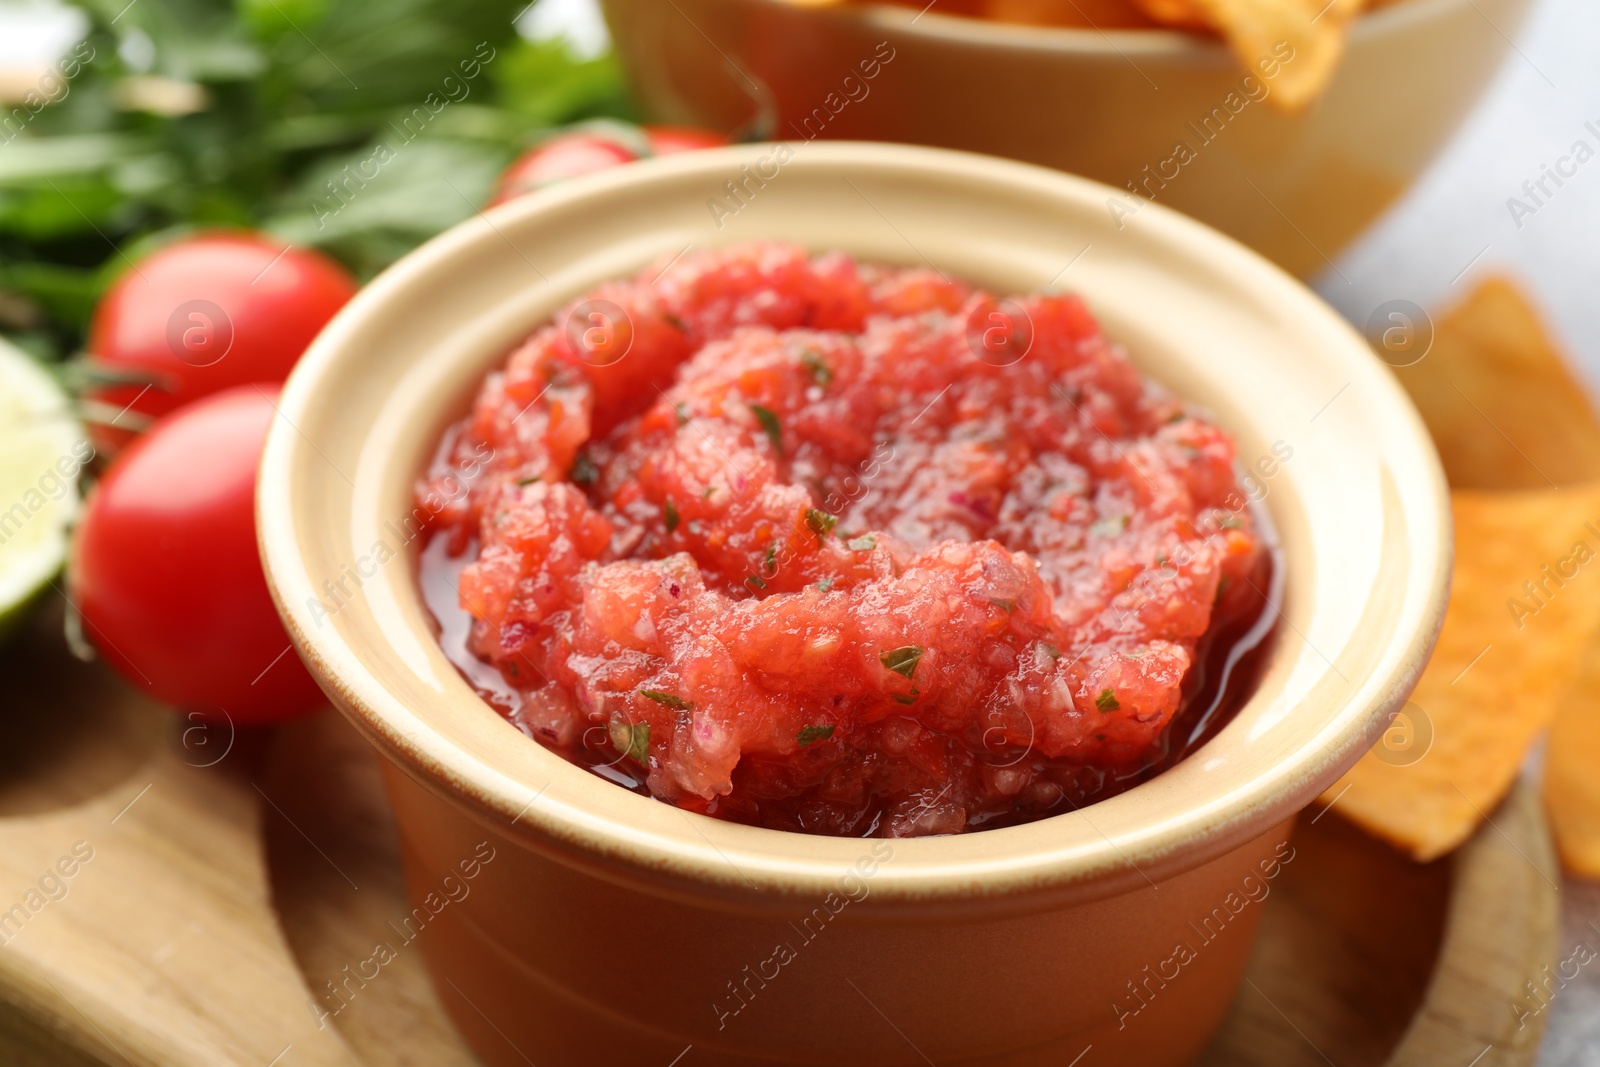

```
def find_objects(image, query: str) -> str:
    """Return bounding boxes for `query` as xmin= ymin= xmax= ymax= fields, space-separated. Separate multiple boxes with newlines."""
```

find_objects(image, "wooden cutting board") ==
xmin=0 ymin=603 xmax=1561 ymax=1066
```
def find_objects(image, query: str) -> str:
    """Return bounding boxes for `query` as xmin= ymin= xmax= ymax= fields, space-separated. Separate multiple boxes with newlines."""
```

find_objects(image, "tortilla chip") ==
xmin=1320 ymin=485 xmax=1600 ymax=862
xmin=1120 ymin=0 xmax=1210 ymax=26
xmin=1132 ymin=0 xmax=1365 ymax=110
xmin=982 ymin=0 xmax=1160 ymax=27
xmin=1546 ymin=640 xmax=1600 ymax=875
xmin=1385 ymin=278 xmax=1600 ymax=871
xmin=1392 ymin=278 xmax=1600 ymax=489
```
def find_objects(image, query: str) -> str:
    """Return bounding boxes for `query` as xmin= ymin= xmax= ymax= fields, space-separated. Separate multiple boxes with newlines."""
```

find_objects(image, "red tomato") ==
xmin=86 ymin=231 xmax=357 ymax=452
xmin=70 ymin=385 xmax=325 ymax=726
xmin=488 ymin=124 xmax=728 ymax=207
xmin=488 ymin=133 xmax=640 ymax=206
xmin=644 ymin=125 xmax=729 ymax=155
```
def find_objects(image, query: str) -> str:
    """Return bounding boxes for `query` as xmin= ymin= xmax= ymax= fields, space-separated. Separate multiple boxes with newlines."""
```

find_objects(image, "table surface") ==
xmin=2 ymin=0 xmax=1599 ymax=1059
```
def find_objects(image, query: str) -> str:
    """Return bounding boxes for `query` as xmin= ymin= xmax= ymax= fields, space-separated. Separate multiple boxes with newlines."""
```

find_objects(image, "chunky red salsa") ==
xmin=418 ymin=243 xmax=1275 ymax=838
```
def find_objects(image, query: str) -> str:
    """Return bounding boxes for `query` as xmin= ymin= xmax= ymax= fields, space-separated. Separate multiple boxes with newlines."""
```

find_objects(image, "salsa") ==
xmin=418 ymin=243 xmax=1276 ymax=838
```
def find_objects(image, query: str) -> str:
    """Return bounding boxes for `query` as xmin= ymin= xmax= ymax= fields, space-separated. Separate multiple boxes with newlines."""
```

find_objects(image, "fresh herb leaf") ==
xmin=804 ymin=508 xmax=838 ymax=538
xmin=797 ymin=724 xmax=835 ymax=746
xmin=1090 ymin=515 xmax=1129 ymax=537
xmin=638 ymin=689 xmax=690 ymax=710
xmin=663 ymin=498 xmax=680 ymax=533
xmin=0 ymin=16 xmax=626 ymax=351
xmin=517 ymin=475 xmax=540 ymax=486
xmin=846 ymin=534 xmax=876 ymax=551
xmin=891 ymin=692 xmax=918 ymax=705
xmin=801 ymin=349 xmax=833 ymax=386
xmin=815 ymin=577 xmax=835 ymax=592
xmin=608 ymin=720 xmax=651 ymax=765
xmin=879 ymin=645 xmax=923 ymax=680
xmin=1219 ymin=514 xmax=1244 ymax=530
xmin=674 ymin=402 xmax=689 ymax=426
xmin=745 ymin=574 xmax=767 ymax=591
xmin=493 ymin=38 xmax=637 ymax=127
xmin=569 ymin=451 xmax=599 ymax=486
xmin=990 ymin=598 xmax=1016 ymax=612
xmin=749 ymin=403 xmax=782 ymax=454
xmin=764 ymin=543 xmax=777 ymax=574
xmin=1095 ymin=688 xmax=1120 ymax=712
xmin=662 ymin=312 xmax=687 ymax=331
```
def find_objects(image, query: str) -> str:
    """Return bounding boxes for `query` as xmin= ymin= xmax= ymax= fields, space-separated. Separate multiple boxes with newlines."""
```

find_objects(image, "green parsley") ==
xmin=879 ymin=646 xmax=924 ymax=680
xmin=801 ymin=350 xmax=834 ymax=386
xmin=608 ymin=720 xmax=652 ymax=765
xmin=846 ymin=534 xmax=876 ymax=552
xmin=517 ymin=474 xmax=541 ymax=487
xmin=749 ymin=403 xmax=783 ymax=454
xmin=569 ymin=452 xmax=599 ymax=486
xmin=745 ymin=574 xmax=768 ymax=591
xmin=805 ymin=508 xmax=839 ymax=538
xmin=891 ymin=692 xmax=918 ymax=705
xmin=1219 ymin=514 xmax=1244 ymax=530
xmin=797 ymin=724 xmax=835 ymax=746
xmin=674 ymin=402 xmax=689 ymax=426
xmin=663 ymin=313 xmax=687 ymax=331
xmin=1090 ymin=515 xmax=1130 ymax=538
xmin=1095 ymin=689 xmax=1120 ymax=712
xmin=663 ymin=498 xmax=680 ymax=533
xmin=638 ymin=689 xmax=690 ymax=710
xmin=815 ymin=577 xmax=835 ymax=592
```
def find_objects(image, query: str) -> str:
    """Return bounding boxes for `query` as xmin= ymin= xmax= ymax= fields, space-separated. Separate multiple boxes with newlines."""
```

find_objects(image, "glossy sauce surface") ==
xmin=418 ymin=243 xmax=1277 ymax=837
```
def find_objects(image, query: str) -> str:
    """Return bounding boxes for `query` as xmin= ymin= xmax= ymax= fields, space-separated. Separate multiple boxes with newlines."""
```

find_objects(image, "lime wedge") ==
xmin=0 ymin=339 xmax=87 ymax=641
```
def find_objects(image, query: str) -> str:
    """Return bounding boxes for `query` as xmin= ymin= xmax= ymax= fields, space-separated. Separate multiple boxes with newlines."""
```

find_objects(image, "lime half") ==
xmin=0 ymin=339 xmax=87 ymax=641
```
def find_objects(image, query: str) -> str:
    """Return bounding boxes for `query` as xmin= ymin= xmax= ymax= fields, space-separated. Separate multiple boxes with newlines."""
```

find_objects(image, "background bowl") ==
xmin=599 ymin=0 xmax=1536 ymax=278
xmin=258 ymin=142 xmax=1450 ymax=1066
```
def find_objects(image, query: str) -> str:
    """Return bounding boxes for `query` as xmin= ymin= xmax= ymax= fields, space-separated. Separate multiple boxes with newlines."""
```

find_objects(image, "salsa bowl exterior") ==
xmin=258 ymin=142 xmax=1450 ymax=1066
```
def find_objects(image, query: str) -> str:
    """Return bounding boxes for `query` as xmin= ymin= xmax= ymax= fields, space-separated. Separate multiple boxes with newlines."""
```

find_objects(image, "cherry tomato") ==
xmin=488 ymin=133 xmax=640 ymax=206
xmin=70 ymin=385 xmax=325 ymax=725
xmin=644 ymin=125 xmax=729 ymax=155
xmin=487 ymin=123 xmax=728 ymax=207
xmin=86 ymin=231 xmax=357 ymax=452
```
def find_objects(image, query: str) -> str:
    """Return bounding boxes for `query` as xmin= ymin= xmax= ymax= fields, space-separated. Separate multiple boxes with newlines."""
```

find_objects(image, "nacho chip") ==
xmin=1119 ymin=0 xmax=1209 ymax=27
xmin=1392 ymin=278 xmax=1600 ymax=489
xmin=981 ymin=0 xmax=1160 ymax=27
xmin=1321 ymin=485 xmax=1600 ymax=862
xmin=1386 ymin=278 xmax=1600 ymax=871
xmin=1546 ymin=640 xmax=1600 ymax=875
xmin=1132 ymin=0 xmax=1366 ymax=110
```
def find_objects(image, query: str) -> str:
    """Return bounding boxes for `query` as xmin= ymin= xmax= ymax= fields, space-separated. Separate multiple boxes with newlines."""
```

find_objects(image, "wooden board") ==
xmin=0 ymin=603 xmax=1562 ymax=1066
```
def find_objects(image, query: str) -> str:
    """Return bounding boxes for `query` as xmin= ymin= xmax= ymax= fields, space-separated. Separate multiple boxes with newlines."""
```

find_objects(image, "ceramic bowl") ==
xmin=258 ymin=142 xmax=1450 ymax=1067
xmin=599 ymin=0 xmax=1535 ymax=278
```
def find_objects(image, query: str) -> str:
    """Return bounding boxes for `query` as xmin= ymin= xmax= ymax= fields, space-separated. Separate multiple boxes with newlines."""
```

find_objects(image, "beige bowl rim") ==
xmin=257 ymin=142 xmax=1451 ymax=910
